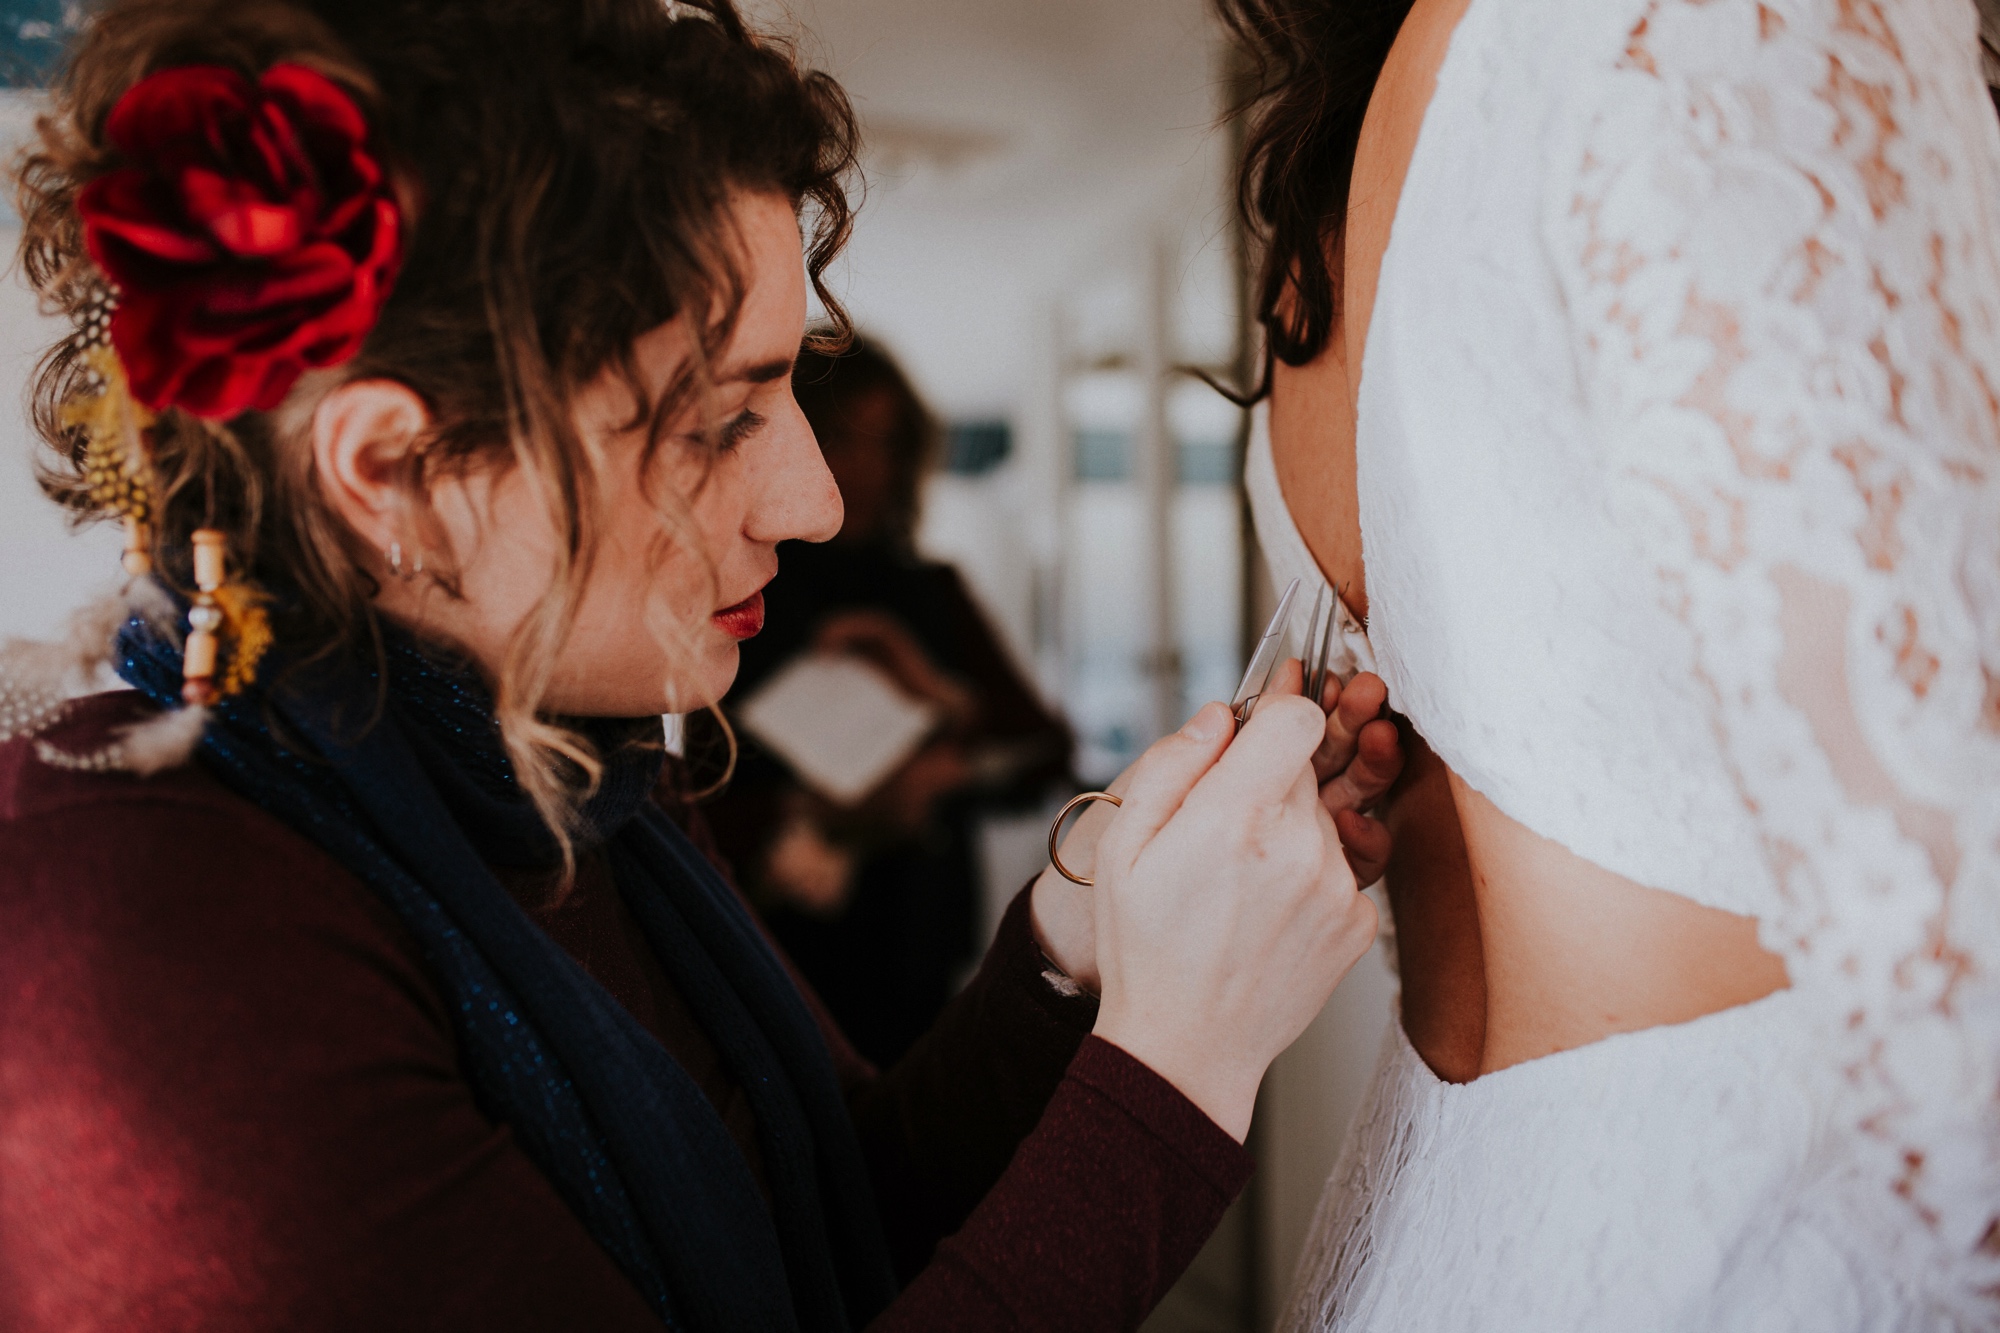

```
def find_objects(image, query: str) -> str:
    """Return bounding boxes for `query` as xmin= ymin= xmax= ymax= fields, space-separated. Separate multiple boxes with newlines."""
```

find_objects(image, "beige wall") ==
xmin=0 ymin=235 xmax=123 ymax=642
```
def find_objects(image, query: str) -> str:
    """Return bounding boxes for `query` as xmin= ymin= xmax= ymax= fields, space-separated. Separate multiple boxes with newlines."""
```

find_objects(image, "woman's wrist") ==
xmin=1030 ymin=766 xmax=1139 ymax=986
xmin=1087 ymin=1011 xmax=1263 ymax=1144
xmin=1028 ymin=866 xmax=1098 ymax=987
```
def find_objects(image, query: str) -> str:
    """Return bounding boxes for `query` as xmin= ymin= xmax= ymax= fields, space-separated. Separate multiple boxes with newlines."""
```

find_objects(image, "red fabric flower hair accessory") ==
xmin=77 ymin=63 xmax=403 ymax=421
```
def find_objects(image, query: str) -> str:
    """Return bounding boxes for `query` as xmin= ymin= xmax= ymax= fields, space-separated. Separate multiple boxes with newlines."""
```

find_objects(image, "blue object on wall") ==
xmin=0 ymin=1 xmax=81 ymax=87
xmin=943 ymin=419 xmax=1011 ymax=475
xmin=1073 ymin=428 xmax=1128 ymax=482
xmin=1176 ymin=440 xmax=1235 ymax=485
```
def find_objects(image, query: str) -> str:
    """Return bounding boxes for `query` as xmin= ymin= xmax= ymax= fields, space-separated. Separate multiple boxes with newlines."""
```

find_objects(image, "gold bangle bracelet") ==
xmin=1046 ymin=790 xmax=1123 ymax=886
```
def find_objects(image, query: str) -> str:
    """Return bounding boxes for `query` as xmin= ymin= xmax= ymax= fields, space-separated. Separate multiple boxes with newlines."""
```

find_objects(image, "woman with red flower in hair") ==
xmin=0 ymin=1 xmax=1399 ymax=1329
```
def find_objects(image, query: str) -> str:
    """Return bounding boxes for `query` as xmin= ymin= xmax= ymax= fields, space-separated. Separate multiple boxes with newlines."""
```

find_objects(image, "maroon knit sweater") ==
xmin=0 ymin=695 xmax=1251 ymax=1331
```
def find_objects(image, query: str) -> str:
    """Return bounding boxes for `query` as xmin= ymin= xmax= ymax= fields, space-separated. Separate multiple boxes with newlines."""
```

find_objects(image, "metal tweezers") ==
xmin=1231 ymin=577 xmax=1343 ymax=726
xmin=1050 ymin=576 xmax=1344 ymax=886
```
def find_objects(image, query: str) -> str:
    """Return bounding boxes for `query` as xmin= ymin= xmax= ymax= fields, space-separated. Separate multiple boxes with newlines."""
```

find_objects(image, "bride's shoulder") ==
xmin=1550 ymin=0 xmax=1978 ymax=128
xmin=1451 ymin=0 xmax=1978 ymax=129
xmin=1547 ymin=0 xmax=1998 ymax=362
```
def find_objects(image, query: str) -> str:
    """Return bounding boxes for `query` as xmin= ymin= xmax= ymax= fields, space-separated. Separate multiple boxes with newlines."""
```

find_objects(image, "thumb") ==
xmin=1096 ymin=702 xmax=1234 ymax=877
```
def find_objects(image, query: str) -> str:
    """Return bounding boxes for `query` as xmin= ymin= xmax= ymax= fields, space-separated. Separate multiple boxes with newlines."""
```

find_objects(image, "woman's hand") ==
xmin=1031 ymin=664 xmax=1403 ymax=992
xmin=1086 ymin=697 xmax=1378 ymax=1141
xmin=1305 ymin=666 xmax=1403 ymax=885
xmin=762 ymin=808 xmax=857 ymax=916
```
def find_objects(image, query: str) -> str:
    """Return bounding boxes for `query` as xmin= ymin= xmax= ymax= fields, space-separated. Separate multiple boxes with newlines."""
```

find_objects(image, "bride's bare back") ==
xmin=1268 ymin=0 xmax=1787 ymax=1081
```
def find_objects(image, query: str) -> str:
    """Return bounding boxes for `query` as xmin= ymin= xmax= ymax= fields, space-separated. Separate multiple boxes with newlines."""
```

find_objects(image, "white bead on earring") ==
xmin=388 ymin=541 xmax=404 ymax=578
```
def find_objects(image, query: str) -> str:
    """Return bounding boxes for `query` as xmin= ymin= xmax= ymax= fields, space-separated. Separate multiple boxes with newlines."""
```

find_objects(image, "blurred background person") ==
xmin=702 ymin=337 xmax=1075 ymax=1068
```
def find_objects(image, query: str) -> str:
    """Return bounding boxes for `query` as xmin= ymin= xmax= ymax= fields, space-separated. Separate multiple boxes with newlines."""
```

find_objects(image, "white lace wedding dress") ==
xmin=1248 ymin=1 xmax=2000 ymax=1328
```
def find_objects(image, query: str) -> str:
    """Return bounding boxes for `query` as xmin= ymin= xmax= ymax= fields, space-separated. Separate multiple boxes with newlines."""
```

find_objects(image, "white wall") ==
xmin=0 ymin=89 xmax=125 ymax=642
xmin=0 ymin=232 xmax=121 ymax=642
xmin=765 ymin=0 xmax=1236 ymax=413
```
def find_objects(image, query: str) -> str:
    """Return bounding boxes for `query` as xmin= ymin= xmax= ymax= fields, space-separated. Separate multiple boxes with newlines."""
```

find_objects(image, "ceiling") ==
xmin=749 ymin=0 xmax=1240 ymax=415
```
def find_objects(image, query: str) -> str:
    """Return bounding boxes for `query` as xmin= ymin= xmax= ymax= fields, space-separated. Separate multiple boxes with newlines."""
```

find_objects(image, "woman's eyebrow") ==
xmin=725 ymin=356 xmax=795 ymax=386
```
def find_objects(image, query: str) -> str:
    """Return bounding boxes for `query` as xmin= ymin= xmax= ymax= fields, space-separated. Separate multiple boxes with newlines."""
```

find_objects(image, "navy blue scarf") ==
xmin=117 ymin=613 xmax=896 ymax=1331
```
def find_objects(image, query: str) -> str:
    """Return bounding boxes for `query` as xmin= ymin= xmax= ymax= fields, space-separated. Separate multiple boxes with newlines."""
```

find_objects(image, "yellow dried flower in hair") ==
xmin=213 ymin=582 xmax=274 ymax=698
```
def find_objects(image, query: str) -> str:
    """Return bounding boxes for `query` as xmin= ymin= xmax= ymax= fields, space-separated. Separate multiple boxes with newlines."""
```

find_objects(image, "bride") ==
xmin=1218 ymin=0 xmax=2000 ymax=1326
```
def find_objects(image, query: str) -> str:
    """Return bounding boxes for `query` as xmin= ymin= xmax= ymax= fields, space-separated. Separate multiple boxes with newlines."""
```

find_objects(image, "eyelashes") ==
xmin=717 ymin=408 xmax=765 ymax=451
xmin=673 ymin=405 xmax=765 ymax=454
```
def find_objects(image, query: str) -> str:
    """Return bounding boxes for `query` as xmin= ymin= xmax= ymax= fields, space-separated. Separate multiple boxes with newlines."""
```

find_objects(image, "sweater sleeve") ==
xmin=3 ymin=728 xmax=1251 ymax=1332
xmin=843 ymin=881 xmax=1099 ymax=1275
xmin=660 ymin=782 xmax=1112 ymax=1268
xmin=845 ymin=885 xmax=1256 ymax=1329
xmin=871 ymin=1038 xmax=1253 ymax=1331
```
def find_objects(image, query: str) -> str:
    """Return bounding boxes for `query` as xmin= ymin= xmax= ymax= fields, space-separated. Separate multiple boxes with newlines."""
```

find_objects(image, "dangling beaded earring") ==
xmin=49 ymin=278 xmax=274 ymax=714
xmin=181 ymin=529 xmax=226 ymax=706
xmin=3 ymin=281 xmax=200 ymax=772
xmin=181 ymin=524 xmax=274 ymax=706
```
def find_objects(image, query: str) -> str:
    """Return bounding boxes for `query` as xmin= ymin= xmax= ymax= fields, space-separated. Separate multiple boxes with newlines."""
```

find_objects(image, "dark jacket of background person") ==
xmin=704 ymin=339 xmax=1074 ymax=1067
xmin=0 ymin=694 xmax=1244 ymax=1331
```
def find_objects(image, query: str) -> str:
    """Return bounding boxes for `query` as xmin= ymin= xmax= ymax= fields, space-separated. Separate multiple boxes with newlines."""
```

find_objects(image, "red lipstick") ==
xmin=713 ymin=590 xmax=765 ymax=640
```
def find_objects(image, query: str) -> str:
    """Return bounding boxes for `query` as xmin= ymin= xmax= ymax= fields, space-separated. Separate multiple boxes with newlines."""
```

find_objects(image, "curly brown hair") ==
xmin=15 ymin=0 xmax=860 ymax=840
xmin=1214 ymin=0 xmax=1413 ymax=378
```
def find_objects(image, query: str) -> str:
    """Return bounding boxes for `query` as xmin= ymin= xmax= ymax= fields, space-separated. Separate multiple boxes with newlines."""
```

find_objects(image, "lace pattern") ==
xmin=1286 ymin=991 xmax=1913 ymax=1331
xmin=1282 ymin=0 xmax=2000 ymax=1324
xmin=1565 ymin=0 xmax=2000 ymax=1308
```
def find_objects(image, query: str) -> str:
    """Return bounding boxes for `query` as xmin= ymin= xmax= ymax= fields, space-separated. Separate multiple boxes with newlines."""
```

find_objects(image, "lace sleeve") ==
xmin=1557 ymin=0 xmax=2000 ymax=1309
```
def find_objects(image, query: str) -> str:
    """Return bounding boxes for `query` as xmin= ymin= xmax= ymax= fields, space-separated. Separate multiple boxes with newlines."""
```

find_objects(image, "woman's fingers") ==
xmin=1264 ymin=657 xmax=1305 ymax=699
xmin=1094 ymin=702 xmax=1235 ymax=874
xmin=1321 ymin=716 xmax=1404 ymax=816
xmin=1091 ymin=696 xmax=1372 ymax=1141
xmin=1312 ymin=671 xmax=1388 ymax=782
xmin=1198 ymin=693 xmax=1330 ymax=810
xmin=1334 ymin=807 xmax=1392 ymax=885
xmin=1336 ymin=672 xmax=1388 ymax=734
xmin=1099 ymin=693 xmax=1326 ymax=887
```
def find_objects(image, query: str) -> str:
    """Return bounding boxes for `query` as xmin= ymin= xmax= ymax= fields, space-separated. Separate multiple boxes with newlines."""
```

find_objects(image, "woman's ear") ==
xmin=312 ymin=378 xmax=433 ymax=556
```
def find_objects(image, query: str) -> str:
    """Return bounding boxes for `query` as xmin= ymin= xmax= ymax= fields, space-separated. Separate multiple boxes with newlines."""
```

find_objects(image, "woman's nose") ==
xmin=748 ymin=402 xmax=843 ymax=545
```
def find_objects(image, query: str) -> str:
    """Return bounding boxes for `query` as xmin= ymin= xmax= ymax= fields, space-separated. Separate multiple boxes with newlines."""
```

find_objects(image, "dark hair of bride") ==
xmin=1214 ymin=0 xmax=1414 ymax=386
